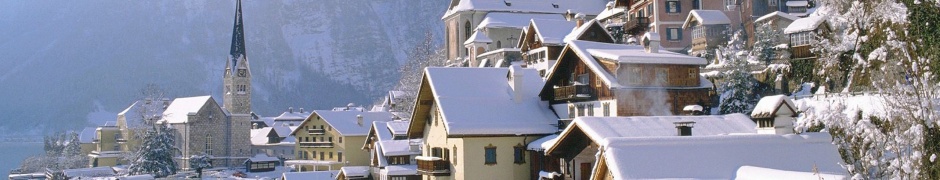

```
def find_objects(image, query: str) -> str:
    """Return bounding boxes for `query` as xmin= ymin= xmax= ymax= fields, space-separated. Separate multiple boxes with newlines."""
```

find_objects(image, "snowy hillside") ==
xmin=0 ymin=0 xmax=446 ymax=134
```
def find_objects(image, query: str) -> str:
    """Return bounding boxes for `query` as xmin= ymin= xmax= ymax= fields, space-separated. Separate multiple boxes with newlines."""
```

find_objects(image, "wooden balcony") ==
xmin=623 ymin=17 xmax=649 ymax=35
xmin=298 ymin=142 xmax=333 ymax=148
xmin=553 ymin=84 xmax=593 ymax=101
xmin=791 ymin=45 xmax=815 ymax=59
xmin=416 ymin=156 xmax=450 ymax=176
xmin=307 ymin=129 xmax=325 ymax=135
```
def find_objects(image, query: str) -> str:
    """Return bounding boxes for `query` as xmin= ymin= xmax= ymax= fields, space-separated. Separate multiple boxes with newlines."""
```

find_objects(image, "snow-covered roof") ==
xmin=735 ymin=166 xmax=848 ymax=180
xmin=784 ymin=16 xmax=826 ymax=34
xmin=419 ymin=67 xmax=557 ymax=135
xmin=478 ymin=12 xmax=565 ymax=29
xmin=273 ymin=109 xmax=311 ymax=122
xmin=600 ymin=132 xmax=845 ymax=179
xmin=530 ymin=19 xmax=578 ymax=45
xmin=556 ymin=114 xmax=757 ymax=147
xmin=386 ymin=120 xmax=410 ymax=135
xmin=464 ymin=31 xmax=493 ymax=45
xmin=385 ymin=165 xmax=419 ymax=176
xmin=313 ymin=110 xmax=393 ymax=136
xmin=62 ymin=167 xmax=116 ymax=178
xmin=550 ymin=40 xmax=707 ymax=89
xmin=527 ymin=134 xmax=558 ymax=151
xmin=162 ymin=96 xmax=214 ymax=124
xmin=682 ymin=10 xmax=731 ymax=28
xmin=562 ymin=19 xmax=614 ymax=42
xmin=340 ymin=166 xmax=370 ymax=178
xmin=246 ymin=154 xmax=280 ymax=162
xmin=371 ymin=121 xmax=394 ymax=141
xmin=118 ymin=99 xmax=169 ymax=128
xmin=754 ymin=11 xmax=800 ymax=23
xmin=751 ymin=95 xmax=797 ymax=118
xmin=250 ymin=128 xmax=270 ymax=145
xmin=118 ymin=174 xmax=155 ymax=180
xmin=79 ymin=127 xmax=97 ymax=143
xmin=786 ymin=0 xmax=809 ymax=7
xmin=379 ymin=139 xmax=423 ymax=156
xmin=596 ymin=7 xmax=626 ymax=21
xmin=281 ymin=170 xmax=338 ymax=180
xmin=443 ymin=0 xmax=606 ymax=19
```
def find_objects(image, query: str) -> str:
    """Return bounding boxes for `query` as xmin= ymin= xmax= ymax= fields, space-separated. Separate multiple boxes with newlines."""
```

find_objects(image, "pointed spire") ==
xmin=229 ymin=0 xmax=246 ymax=70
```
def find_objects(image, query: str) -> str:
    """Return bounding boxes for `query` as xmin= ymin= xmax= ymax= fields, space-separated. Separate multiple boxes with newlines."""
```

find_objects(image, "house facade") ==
xmin=540 ymin=34 xmax=712 ymax=120
xmin=619 ymin=0 xmax=742 ymax=51
xmin=164 ymin=96 xmax=251 ymax=169
xmin=683 ymin=10 xmax=732 ymax=59
xmin=784 ymin=16 xmax=829 ymax=61
xmin=406 ymin=67 xmax=557 ymax=180
xmin=288 ymin=110 xmax=393 ymax=171
xmin=362 ymin=121 xmax=421 ymax=180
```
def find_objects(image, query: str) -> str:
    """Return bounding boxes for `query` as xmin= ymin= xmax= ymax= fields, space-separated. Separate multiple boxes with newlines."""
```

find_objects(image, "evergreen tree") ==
xmin=751 ymin=22 xmax=781 ymax=65
xmin=718 ymin=31 xmax=757 ymax=114
xmin=188 ymin=154 xmax=212 ymax=178
xmin=62 ymin=131 xmax=81 ymax=157
xmin=127 ymin=124 xmax=178 ymax=177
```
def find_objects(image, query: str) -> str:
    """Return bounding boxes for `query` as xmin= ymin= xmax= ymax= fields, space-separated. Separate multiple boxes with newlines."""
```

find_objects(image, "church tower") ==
xmin=223 ymin=0 xmax=251 ymax=115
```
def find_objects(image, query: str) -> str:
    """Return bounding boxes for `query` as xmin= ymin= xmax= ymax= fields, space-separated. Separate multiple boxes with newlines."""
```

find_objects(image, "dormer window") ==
xmin=757 ymin=119 xmax=774 ymax=128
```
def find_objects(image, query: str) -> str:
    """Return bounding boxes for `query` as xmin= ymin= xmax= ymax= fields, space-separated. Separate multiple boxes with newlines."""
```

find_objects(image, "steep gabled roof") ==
xmin=163 ymin=96 xmax=216 ymax=124
xmin=406 ymin=67 xmax=557 ymax=137
xmin=751 ymin=95 xmax=798 ymax=118
xmin=682 ymin=10 xmax=731 ymax=28
xmin=563 ymin=19 xmax=615 ymax=43
xmin=755 ymin=11 xmax=800 ymax=23
xmin=312 ymin=110 xmax=393 ymax=136
xmin=530 ymin=19 xmax=578 ymax=45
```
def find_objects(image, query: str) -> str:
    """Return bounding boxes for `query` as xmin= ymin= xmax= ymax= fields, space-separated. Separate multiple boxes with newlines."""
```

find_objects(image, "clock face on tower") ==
xmin=237 ymin=69 xmax=246 ymax=77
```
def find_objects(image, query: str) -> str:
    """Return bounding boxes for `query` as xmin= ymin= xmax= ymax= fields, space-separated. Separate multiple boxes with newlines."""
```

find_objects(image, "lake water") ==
xmin=0 ymin=142 xmax=44 ymax=178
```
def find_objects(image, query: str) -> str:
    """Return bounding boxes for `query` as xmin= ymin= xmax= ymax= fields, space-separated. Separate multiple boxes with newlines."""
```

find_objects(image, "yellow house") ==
xmin=88 ymin=121 xmax=124 ymax=167
xmin=78 ymin=127 xmax=97 ymax=156
xmin=288 ymin=110 xmax=393 ymax=171
xmin=405 ymin=66 xmax=558 ymax=180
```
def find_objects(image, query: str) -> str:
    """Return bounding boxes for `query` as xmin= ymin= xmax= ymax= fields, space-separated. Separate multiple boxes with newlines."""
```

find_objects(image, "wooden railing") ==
xmin=791 ymin=45 xmax=815 ymax=59
xmin=416 ymin=157 xmax=450 ymax=176
xmin=307 ymin=129 xmax=325 ymax=135
xmin=623 ymin=17 xmax=650 ymax=35
xmin=553 ymin=84 xmax=593 ymax=101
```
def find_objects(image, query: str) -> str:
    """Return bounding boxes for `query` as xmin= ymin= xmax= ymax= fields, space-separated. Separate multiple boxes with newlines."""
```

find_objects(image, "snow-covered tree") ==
xmin=387 ymin=31 xmax=446 ymax=116
xmin=751 ymin=22 xmax=782 ymax=65
xmin=718 ymin=31 xmax=758 ymax=114
xmin=189 ymin=154 xmax=212 ymax=178
xmin=127 ymin=124 xmax=178 ymax=178
xmin=62 ymin=131 xmax=81 ymax=157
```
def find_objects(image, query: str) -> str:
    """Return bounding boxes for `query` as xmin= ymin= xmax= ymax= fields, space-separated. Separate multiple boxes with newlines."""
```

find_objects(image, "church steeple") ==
xmin=229 ymin=0 xmax=246 ymax=71
xmin=224 ymin=0 xmax=251 ymax=115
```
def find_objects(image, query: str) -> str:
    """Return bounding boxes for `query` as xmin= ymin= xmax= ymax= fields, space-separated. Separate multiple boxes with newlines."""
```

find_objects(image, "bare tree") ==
xmin=388 ymin=31 xmax=447 ymax=116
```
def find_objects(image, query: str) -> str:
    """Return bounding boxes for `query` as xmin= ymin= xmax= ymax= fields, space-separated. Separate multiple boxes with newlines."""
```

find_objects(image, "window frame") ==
xmin=484 ymin=145 xmax=497 ymax=165
xmin=513 ymin=145 xmax=526 ymax=164
xmin=666 ymin=0 xmax=681 ymax=13
xmin=666 ymin=28 xmax=682 ymax=41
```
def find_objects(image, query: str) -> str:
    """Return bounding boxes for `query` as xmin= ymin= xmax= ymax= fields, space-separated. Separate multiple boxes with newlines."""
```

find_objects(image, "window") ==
xmin=629 ymin=67 xmax=642 ymax=84
xmin=496 ymin=41 xmax=502 ymax=48
xmin=667 ymin=28 xmax=682 ymax=40
xmin=312 ymin=151 xmax=316 ymax=158
xmin=205 ymin=135 xmax=212 ymax=155
xmin=453 ymin=146 xmax=458 ymax=164
xmin=768 ymin=0 xmax=778 ymax=6
xmin=513 ymin=145 xmax=525 ymax=164
xmin=568 ymin=105 xmax=575 ymax=118
xmin=688 ymin=68 xmax=697 ymax=79
xmin=647 ymin=4 xmax=654 ymax=16
xmin=693 ymin=26 xmax=704 ymax=39
xmin=330 ymin=152 xmax=334 ymax=159
xmin=603 ymin=102 xmax=610 ymax=116
xmin=577 ymin=73 xmax=589 ymax=85
xmin=465 ymin=21 xmax=472 ymax=40
xmin=391 ymin=177 xmax=407 ymax=180
xmin=587 ymin=104 xmax=594 ymax=116
xmin=339 ymin=137 xmax=343 ymax=143
xmin=654 ymin=68 xmax=668 ymax=85
xmin=320 ymin=152 xmax=324 ymax=160
xmin=693 ymin=0 xmax=701 ymax=9
xmin=666 ymin=0 xmax=681 ymax=13
xmin=758 ymin=119 xmax=774 ymax=128
xmin=577 ymin=104 xmax=585 ymax=117
xmin=443 ymin=148 xmax=451 ymax=161
xmin=484 ymin=145 xmax=497 ymax=165
xmin=338 ymin=152 xmax=343 ymax=162
xmin=725 ymin=0 xmax=736 ymax=8
xmin=329 ymin=137 xmax=333 ymax=142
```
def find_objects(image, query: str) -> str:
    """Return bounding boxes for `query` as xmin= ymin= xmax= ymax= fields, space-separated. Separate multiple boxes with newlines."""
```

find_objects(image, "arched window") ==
xmin=465 ymin=21 xmax=472 ymax=40
xmin=496 ymin=41 xmax=502 ymax=48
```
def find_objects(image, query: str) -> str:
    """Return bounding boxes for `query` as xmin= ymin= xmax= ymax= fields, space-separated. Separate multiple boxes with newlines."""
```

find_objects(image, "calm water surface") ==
xmin=0 ymin=142 xmax=44 ymax=178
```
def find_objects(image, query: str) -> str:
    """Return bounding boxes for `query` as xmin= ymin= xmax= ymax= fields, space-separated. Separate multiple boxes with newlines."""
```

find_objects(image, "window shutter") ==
xmin=676 ymin=1 xmax=682 ymax=12
xmin=666 ymin=29 xmax=673 ymax=40
xmin=677 ymin=29 xmax=683 ymax=40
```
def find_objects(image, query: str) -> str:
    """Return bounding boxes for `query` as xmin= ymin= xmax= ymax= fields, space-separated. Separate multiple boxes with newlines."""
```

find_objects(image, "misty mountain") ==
xmin=0 ymin=0 xmax=446 ymax=134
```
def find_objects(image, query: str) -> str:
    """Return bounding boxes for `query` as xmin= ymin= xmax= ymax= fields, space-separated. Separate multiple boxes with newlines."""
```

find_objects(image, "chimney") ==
xmin=510 ymin=65 xmax=524 ymax=103
xmin=642 ymin=32 xmax=661 ymax=53
xmin=357 ymin=114 xmax=364 ymax=127
xmin=299 ymin=108 xmax=305 ymax=113
xmin=674 ymin=121 xmax=695 ymax=136
xmin=575 ymin=13 xmax=586 ymax=28
xmin=288 ymin=107 xmax=294 ymax=113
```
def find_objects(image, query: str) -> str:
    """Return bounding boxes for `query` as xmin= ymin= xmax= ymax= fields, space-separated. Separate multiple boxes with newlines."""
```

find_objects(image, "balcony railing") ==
xmin=298 ymin=142 xmax=333 ymax=148
xmin=791 ymin=45 xmax=815 ymax=59
xmin=553 ymin=84 xmax=593 ymax=101
xmin=116 ymin=138 xmax=127 ymax=143
xmin=623 ymin=17 xmax=649 ymax=35
xmin=307 ymin=129 xmax=325 ymax=135
xmin=416 ymin=156 xmax=450 ymax=176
